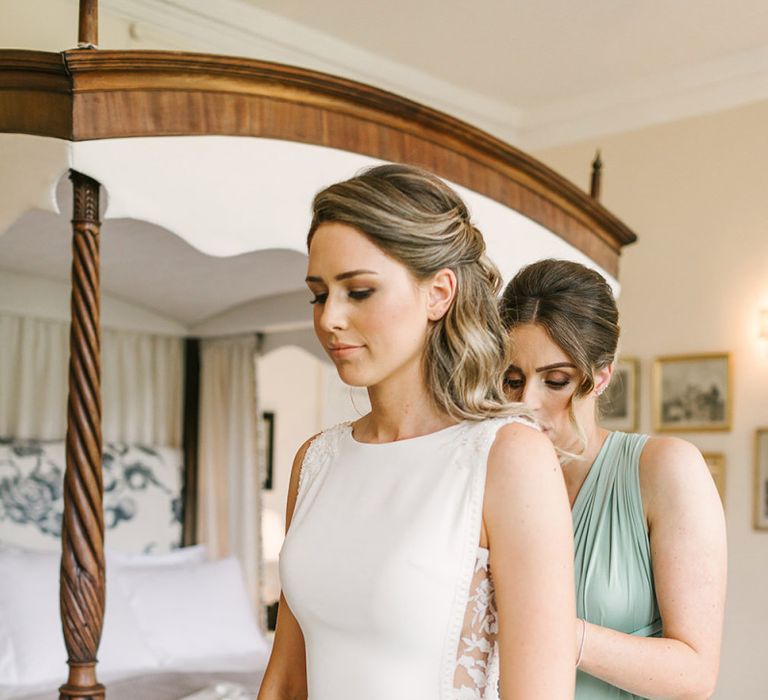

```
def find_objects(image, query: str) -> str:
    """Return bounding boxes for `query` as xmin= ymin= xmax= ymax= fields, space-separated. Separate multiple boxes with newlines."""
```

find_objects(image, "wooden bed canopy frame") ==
xmin=0 ymin=2 xmax=636 ymax=698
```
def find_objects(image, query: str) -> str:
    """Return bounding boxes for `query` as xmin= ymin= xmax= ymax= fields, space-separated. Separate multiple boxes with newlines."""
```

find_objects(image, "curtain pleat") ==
xmin=197 ymin=336 xmax=263 ymax=612
xmin=101 ymin=330 xmax=183 ymax=446
xmin=0 ymin=312 xmax=182 ymax=446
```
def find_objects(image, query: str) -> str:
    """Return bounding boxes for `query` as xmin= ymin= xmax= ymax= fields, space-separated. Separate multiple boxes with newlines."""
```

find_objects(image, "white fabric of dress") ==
xmin=279 ymin=417 xmax=527 ymax=700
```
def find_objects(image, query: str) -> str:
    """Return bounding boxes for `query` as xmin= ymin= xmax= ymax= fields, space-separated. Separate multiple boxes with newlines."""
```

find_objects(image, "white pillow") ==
xmin=106 ymin=544 xmax=207 ymax=567
xmin=115 ymin=556 xmax=269 ymax=666
xmin=0 ymin=548 xmax=158 ymax=689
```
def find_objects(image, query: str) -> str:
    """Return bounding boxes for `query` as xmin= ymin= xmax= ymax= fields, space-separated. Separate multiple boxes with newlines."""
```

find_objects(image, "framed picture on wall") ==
xmin=652 ymin=353 xmax=731 ymax=432
xmin=262 ymin=411 xmax=275 ymax=490
xmin=754 ymin=429 xmax=768 ymax=531
xmin=702 ymin=452 xmax=726 ymax=505
xmin=600 ymin=357 xmax=639 ymax=432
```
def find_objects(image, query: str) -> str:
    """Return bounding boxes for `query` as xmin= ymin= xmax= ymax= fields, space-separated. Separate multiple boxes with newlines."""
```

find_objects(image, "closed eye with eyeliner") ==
xmin=504 ymin=325 xmax=582 ymax=440
xmin=308 ymin=289 xmax=375 ymax=305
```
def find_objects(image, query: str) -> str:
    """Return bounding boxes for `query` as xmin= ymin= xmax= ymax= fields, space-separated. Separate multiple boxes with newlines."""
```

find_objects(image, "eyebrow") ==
xmin=305 ymin=269 xmax=378 ymax=283
xmin=507 ymin=362 xmax=577 ymax=373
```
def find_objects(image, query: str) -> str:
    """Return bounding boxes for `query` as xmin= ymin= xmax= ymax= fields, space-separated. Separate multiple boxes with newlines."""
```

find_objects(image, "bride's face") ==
xmin=306 ymin=222 xmax=431 ymax=388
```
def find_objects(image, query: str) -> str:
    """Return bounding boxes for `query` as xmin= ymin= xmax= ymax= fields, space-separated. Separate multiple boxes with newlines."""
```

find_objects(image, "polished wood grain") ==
xmin=0 ymin=51 xmax=71 ymax=137
xmin=0 ymin=50 xmax=635 ymax=274
xmin=0 ymin=49 xmax=636 ymax=273
xmin=60 ymin=171 xmax=105 ymax=700
xmin=181 ymin=338 xmax=201 ymax=547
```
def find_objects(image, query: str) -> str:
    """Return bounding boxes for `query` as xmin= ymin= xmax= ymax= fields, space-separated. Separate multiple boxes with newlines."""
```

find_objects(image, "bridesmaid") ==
xmin=500 ymin=258 xmax=726 ymax=700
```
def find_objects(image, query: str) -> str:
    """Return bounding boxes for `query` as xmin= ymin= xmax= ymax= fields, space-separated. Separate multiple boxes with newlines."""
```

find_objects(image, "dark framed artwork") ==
xmin=262 ymin=411 xmax=275 ymax=490
xmin=702 ymin=452 xmax=726 ymax=506
xmin=652 ymin=353 xmax=731 ymax=432
xmin=755 ymin=429 xmax=768 ymax=531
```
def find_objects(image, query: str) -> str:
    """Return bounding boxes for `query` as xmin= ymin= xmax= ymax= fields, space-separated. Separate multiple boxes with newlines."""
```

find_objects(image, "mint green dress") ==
xmin=573 ymin=432 xmax=662 ymax=699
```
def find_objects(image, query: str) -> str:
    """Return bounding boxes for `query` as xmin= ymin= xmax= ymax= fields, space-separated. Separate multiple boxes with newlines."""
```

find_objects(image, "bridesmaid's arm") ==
xmin=576 ymin=437 xmax=727 ymax=700
xmin=485 ymin=422 xmax=576 ymax=699
xmin=257 ymin=438 xmax=316 ymax=700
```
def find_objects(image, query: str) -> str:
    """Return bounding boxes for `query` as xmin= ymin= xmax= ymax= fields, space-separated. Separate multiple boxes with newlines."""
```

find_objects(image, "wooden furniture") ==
xmin=0 ymin=6 xmax=636 ymax=697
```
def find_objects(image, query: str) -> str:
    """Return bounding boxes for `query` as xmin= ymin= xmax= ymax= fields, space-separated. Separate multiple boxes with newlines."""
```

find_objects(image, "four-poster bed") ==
xmin=0 ymin=2 xmax=637 ymax=699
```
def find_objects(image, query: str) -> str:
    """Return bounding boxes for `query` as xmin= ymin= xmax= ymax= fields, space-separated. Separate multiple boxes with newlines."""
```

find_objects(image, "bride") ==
xmin=257 ymin=164 xmax=576 ymax=700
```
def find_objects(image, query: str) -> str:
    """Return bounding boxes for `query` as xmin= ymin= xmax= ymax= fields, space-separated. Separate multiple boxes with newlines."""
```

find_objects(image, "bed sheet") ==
xmin=3 ymin=650 xmax=268 ymax=700
xmin=7 ymin=668 xmax=265 ymax=700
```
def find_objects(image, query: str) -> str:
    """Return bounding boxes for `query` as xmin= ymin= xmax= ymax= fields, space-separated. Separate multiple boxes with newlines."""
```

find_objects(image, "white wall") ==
xmin=534 ymin=99 xmax=768 ymax=698
xmin=0 ymin=0 xmax=186 ymax=53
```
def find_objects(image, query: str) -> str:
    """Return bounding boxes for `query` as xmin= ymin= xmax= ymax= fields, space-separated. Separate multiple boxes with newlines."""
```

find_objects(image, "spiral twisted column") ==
xmin=59 ymin=170 xmax=105 ymax=700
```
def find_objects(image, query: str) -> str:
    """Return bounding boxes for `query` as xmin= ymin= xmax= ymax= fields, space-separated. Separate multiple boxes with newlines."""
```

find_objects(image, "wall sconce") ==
xmin=760 ymin=309 xmax=768 ymax=341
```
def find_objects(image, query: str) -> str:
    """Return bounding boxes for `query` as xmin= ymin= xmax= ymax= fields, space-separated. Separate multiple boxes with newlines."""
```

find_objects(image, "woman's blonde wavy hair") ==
xmin=307 ymin=164 xmax=528 ymax=422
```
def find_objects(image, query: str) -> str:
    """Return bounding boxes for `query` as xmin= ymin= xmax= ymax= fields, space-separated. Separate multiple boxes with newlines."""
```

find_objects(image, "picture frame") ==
xmin=600 ymin=357 xmax=639 ymax=432
xmin=702 ymin=452 xmax=726 ymax=505
xmin=754 ymin=429 xmax=768 ymax=531
xmin=652 ymin=353 xmax=731 ymax=432
xmin=262 ymin=411 xmax=275 ymax=490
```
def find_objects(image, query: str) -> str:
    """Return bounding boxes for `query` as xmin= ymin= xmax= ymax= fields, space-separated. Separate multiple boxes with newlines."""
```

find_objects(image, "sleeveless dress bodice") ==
xmin=573 ymin=431 xmax=661 ymax=699
xmin=279 ymin=418 xmax=522 ymax=700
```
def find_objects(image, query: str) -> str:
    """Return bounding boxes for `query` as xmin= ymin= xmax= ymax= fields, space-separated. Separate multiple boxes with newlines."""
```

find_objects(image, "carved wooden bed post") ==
xmin=78 ymin=0 xmax=98 ymax=49
xmin=59 ymin=170 xmax=105 ymax=700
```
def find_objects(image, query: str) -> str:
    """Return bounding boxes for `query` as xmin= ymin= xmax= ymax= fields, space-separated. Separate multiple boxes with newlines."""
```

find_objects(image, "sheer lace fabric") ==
xmin=452 ymin=547 xmax=499 ymax=700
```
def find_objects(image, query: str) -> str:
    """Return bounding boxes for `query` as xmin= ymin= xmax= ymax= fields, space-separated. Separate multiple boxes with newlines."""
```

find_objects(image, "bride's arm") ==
xmin=257 ymin=438 xmax=315 ymax=700
xmin=485 ymin=422 xmax=576 ymax=699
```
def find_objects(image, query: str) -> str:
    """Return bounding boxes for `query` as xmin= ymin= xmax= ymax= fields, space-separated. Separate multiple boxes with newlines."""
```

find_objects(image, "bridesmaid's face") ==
xmin=306 ymin=222 xmax=430 ymax=389
xmin=504 ymin=323 xmax=592 ymax=452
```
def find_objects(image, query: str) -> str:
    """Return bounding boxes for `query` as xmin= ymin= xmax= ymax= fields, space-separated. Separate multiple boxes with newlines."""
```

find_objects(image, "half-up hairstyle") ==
xmin=308 ymin=163 xmax=525 ymax=422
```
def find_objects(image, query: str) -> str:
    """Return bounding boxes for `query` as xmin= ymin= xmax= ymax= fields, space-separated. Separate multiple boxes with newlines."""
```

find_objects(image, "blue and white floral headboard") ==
xmin=0 ymin=439 xmax=183 ymax=553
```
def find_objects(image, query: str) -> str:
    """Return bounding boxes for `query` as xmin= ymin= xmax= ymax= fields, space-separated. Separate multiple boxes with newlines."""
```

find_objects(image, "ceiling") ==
xmin=0 ymin=208 xmax=310 ymax=328
xmin=244 ymin=0 xmax=768 ymax=109
xmin=97 ymin=0 xmax=768 ymax=149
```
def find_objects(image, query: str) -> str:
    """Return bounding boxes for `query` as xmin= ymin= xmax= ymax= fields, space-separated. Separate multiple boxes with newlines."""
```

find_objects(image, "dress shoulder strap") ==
xmin=296 ymin=421 xmax=351 ymax=500
xmin=599 ymin=431 xmax=649 ymax=499
xmin=462 ymin=414 xmax=539 ymax=461
xmin=441 ymin=414 xmax=538 ymax=699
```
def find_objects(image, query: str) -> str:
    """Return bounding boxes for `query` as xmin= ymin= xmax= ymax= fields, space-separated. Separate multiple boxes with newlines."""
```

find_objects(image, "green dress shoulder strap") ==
xmin=572 ymin=431 xmax=662 ymax=699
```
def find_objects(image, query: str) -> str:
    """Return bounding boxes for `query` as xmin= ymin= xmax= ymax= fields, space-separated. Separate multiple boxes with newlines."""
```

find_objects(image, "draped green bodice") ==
xmin=573 ymin=432 xmax=662 ymax=699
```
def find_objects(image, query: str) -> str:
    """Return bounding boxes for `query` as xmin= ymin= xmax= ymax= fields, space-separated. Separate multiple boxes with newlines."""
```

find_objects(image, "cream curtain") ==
xmin=0 ymin=313 xmax=183 ymax=445
xmin=101 ymin=329 xmax=183 ymax=446
xmin=0 ymin=314 xmax=69 ymax=440
xmin=197 ymin=335 xmax=263 ymax=609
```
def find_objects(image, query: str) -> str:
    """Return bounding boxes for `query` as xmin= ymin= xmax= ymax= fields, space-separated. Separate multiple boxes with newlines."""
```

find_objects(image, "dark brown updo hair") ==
xmin=499 ymin=258 xmax=620 ymax=398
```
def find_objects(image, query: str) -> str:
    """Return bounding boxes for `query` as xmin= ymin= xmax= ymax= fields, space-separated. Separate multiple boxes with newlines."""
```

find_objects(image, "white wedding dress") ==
xmin=280 ymin=418 xmax=526 ymax=700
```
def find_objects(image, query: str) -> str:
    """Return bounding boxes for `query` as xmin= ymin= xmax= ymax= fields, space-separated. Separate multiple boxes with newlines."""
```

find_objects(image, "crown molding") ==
xmin=102 ymin=0 xmax=768 ymax=151
xmin=521 ymin=44 xmax=768 ymax=150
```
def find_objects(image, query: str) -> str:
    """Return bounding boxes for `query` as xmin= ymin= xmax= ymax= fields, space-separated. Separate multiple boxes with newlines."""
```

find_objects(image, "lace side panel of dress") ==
xmin=452 ymin=547 xmax=499 ymax=700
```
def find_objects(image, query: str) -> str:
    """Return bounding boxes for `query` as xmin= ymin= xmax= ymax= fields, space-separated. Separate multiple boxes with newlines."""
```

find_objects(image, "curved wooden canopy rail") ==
xmin=0 ymin=49 xmax=635 ymax=275
xmin=0 ymin=42 xmax=638 ymax=700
